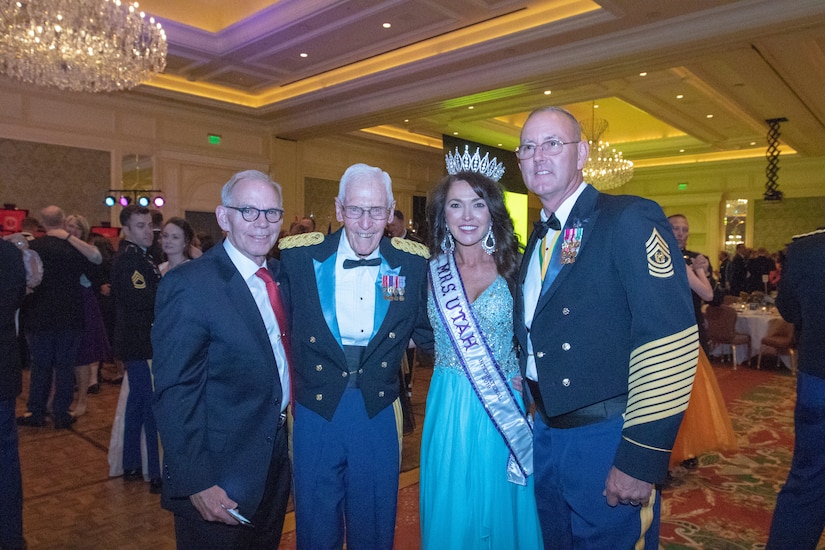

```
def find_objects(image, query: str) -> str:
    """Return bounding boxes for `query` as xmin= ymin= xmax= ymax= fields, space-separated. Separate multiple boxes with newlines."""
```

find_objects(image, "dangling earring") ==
xmin=481 ymin=225 xmax=496 ymax=255
xmin=441 ymin=229 xmax=455 ymax=255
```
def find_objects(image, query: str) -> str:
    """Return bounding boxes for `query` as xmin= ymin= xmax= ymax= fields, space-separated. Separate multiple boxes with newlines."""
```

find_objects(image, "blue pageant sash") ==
xmin=429 ymin=253 xmax=533 ymax=485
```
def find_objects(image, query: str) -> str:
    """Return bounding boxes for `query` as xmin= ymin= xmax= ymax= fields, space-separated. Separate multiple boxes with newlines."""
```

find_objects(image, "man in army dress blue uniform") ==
xmin=515 ymin=107 xmax=698 ymax=548
xmin=279 ymin=163 xmax=432 ymax=549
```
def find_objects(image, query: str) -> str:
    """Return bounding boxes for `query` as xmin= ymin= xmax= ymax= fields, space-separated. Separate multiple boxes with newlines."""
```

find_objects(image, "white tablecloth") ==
xmin=711 ymin=308 xmax=790 ymax=367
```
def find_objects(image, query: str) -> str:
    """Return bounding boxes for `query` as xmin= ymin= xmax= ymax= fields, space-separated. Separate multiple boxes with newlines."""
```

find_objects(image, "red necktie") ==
xmin=256 ymin=267 xmax=293 ymax=414
xmin=255 ymin=267 xmax=291 ymax=361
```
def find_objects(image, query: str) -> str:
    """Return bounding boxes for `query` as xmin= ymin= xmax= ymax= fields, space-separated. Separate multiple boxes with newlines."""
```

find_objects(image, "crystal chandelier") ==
xmin=0 ymin=0 xmax=167 ymax=93
xmin=581 ymin=103 xmax=634 ymax=190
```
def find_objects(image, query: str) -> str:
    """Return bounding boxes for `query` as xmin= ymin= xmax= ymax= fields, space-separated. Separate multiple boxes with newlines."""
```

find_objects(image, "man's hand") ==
xmin=189 ymin=485 xmax=241 ymax=524
xmin=603 ymin=466 xmax=653 ymax=507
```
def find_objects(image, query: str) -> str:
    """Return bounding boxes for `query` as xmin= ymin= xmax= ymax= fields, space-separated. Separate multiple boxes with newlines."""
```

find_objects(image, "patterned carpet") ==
xmin=660 ymin=365 xmax=825 ymax=550
xmin=278 ymin=363 xmax=825 ymax=549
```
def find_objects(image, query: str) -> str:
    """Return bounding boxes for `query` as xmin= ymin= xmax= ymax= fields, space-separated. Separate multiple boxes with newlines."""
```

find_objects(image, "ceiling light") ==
xmin=468 ymin=106 xmax=474 ymax=109
xmin=453 ymin=132 xmax=458 ymax=135
xmin=581 ymin=101 xmax=634 ymax=190
xmin=639 ymin=72 xmax=647 ymax=76
xmin=0 ymin=0 xmax=167 ymax=93
xmin=137 ymin=195 xmax=151 ymax=207
xmin=153 ymin=196 xmax=165 ymax=207
xmin=119 ymin=195 xmax=132 ymax=207
xmin=300 ymin=53 xmax=308 ymax=58
xmin=706 ymin=114 xmax=714 ymax=118
xmin=544 ymin=90 xmax=552 ymax=95
xmin=676 ymin=94 xmax=684 ymax=99
xmin=104 ymin=195 xmax=116 ymax=207
xmin=382 ymin=22 xmax=391 ymax=28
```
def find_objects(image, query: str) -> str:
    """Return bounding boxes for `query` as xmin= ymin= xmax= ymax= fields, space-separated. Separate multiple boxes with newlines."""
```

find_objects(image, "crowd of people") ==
xmin=720 ymin=243 xmax=783 ymax=296
xmin=1 ymin=104 xmax=821 ymax=550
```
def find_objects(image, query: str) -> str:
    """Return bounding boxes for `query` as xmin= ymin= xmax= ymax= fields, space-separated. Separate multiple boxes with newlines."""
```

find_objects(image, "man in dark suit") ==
xmin=0 ymin=239 xmax=27 ymax=550
xmin=729 ymin=243 xmax=748 ymax=295
xmin=767 ymin=228 xmax=825 ymax=549
xmin=153 ymin=170 xmax=291 ymax=548
xmin=514 ymin=107 xmax=698 ymax=548
xmin=18 ymin=205 xmax=95 ymax=430
xmin=279 ymin=163 xmax=432 ymax=549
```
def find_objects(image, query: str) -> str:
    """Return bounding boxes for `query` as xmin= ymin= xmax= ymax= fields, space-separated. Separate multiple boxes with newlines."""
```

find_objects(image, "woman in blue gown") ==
xmin=420 ymin=160 xmax=543 ymax=549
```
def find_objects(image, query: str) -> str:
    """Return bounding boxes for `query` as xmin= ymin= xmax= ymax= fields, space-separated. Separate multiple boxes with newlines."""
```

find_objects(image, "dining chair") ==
xmin=705 ymin=305 xmax=751 ymax=369
xmin=722 ymin=295 xmax=739 ymax=306
xmin=756 ymin=318 xmax=797 ymax=373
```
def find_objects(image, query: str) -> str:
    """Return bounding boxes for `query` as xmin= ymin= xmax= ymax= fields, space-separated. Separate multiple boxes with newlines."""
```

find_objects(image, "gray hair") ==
xmin=337 ymin=163 xmax=394 ymax=205
xmin=522 ymin=107 xmax=583 ymax=140
xmin=221 ymin=170 xmax=282 ymax=206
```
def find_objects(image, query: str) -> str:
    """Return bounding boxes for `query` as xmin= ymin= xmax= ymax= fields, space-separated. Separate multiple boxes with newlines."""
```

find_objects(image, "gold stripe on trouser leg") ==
xmin=635 ymin=487 xmax=657 ymax=550
xmin=392 ymin=397 xmax=403 ymax=469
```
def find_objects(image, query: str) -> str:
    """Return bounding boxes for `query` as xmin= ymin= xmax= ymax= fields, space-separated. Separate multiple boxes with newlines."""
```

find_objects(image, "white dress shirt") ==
xmin=223 ymin=239 xmax=290 ymax=411
xmin=335 ymin=231 xmax=381 ymax=346
xmin=524 ymin=182 xmax=588 ymax=381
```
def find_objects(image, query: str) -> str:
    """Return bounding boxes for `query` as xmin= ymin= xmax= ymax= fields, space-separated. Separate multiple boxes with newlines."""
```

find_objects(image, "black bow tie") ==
xmin=533 ymin=214 xmax=561 ymax=239
xmin=343 ymin=257 xmax=381 ymax=269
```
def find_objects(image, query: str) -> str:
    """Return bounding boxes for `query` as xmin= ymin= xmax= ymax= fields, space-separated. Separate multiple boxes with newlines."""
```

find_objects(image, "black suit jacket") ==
xmin=0 ymin=240 xmax=26 ymax=401
xmin=279 ymin=230 xmax=432 ymax=420
xmin=776 ymin=231 xmax=825 ymax=379
xmin=152 ymin=243 xmax=285 ymax=519
xmin=23 ymin=236 xmax=89 ymax=331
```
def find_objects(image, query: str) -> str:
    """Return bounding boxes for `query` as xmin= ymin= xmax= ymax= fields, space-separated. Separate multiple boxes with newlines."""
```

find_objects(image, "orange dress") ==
xmin=670 ymin=348 xmax=738 ymax=467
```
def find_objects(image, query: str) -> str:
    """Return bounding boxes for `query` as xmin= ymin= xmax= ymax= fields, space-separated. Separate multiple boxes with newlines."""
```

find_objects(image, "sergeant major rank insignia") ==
xmin=645 ymin=228 xmax=674 ymax=278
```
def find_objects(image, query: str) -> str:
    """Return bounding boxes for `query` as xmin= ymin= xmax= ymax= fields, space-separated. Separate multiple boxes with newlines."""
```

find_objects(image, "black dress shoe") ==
xmin=87 ymin=383 xmax=100 ymax=394
xmin=123 ymin=469 xmax=143 ymax=482
xmin=16 ymin=415 xmax=45 ymax=427
xmin=54 ymin=416 xmax=77 ymax=430
xmin=149 ymin=478 xmax=163 ymax=494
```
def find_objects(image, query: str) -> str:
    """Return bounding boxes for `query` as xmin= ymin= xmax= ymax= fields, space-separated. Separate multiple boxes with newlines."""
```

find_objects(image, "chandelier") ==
xmin=0 ymin=0 xmax=167 ymax=93
xmin=581 ymin=103 xmax=634 ymax=190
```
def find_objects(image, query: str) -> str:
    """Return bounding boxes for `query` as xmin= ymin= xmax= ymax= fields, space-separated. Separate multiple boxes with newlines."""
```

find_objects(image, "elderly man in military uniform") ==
xmin=514 ymin=107 xmax=698 ymax=548
xmin=278 ymin=163 xmax=432 ymax=549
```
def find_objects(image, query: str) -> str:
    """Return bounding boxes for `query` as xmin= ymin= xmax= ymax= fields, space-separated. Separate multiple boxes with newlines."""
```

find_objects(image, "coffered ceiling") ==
xmin=132 ymin=0 xmax=825 ymax=168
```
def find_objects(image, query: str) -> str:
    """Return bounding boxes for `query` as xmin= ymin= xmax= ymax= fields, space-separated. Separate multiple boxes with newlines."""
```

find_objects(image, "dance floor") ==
xmin=14 ymin=354 xmax=822 ymax=549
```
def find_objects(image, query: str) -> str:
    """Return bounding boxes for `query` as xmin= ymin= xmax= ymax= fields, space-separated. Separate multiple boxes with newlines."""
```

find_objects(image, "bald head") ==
xmin=40 ymin=205 xmax=65 ymax=230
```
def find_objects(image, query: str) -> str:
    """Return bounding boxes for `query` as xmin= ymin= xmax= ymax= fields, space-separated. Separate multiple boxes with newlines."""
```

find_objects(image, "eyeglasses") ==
xmin=342 ymin=205 xmax=390 ymax=220
xmin=515 ymin=139 xmax=581 ymax=160
xmin=225 ymin=206 xmax=284 ymax=223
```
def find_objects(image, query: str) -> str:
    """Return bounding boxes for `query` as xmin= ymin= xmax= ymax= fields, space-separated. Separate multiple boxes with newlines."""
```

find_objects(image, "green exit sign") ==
xmin=208 ymin=134 xmax=222 ymax=145
xmin=677 ymin=182 xmax=688 ymax=190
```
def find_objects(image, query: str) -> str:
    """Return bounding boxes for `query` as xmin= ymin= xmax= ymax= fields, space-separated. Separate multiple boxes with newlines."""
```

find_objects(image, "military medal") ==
xmin=382 ymin=275 xmax=406 ymax=301
xmin=561 ymin=227 xmax=582 ymax=264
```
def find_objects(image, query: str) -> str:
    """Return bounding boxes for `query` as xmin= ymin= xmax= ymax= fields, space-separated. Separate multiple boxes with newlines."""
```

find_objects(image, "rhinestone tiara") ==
xmin=445 ymin=145 xmax=505 ymax=182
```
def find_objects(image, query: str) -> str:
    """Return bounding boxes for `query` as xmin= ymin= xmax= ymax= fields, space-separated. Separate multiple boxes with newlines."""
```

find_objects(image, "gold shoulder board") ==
xmin=391 ymin=237 xmax=429 ymax=258
xmin=279 ymin=231 xmax=324 ymax=250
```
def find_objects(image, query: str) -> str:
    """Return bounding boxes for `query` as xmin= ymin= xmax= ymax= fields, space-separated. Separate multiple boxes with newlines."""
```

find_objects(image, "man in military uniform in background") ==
xmin=111 ymin=204 xmax=162 ymax=492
